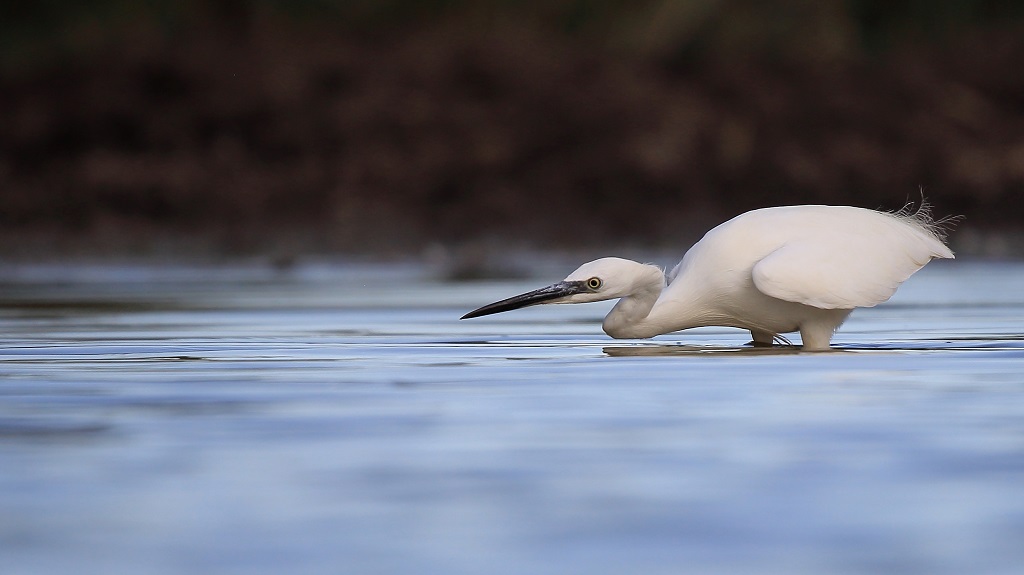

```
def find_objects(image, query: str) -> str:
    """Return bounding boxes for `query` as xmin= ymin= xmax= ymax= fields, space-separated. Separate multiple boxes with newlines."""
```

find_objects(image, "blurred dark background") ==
xmin=2 ymin=0 xmax=1024 ymax=259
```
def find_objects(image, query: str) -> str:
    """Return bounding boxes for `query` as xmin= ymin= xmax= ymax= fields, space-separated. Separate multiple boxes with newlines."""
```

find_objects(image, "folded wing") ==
xmin=751 ymin=213 xmax=953 ymax=309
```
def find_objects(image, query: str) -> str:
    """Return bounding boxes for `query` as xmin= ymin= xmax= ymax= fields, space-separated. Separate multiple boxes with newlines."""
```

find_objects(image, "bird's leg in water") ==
xmin=799 ymin=324 xmax=835 ymax=351
xmin=798 ymin=309 xmax=852 ymax=351
xmin=750 ymin=329 xmax=775 ymax=347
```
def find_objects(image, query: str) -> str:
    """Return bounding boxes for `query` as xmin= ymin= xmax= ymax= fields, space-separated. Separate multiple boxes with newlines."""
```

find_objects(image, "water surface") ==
xmin=1 ymin=260 xmax=1023 ymax=574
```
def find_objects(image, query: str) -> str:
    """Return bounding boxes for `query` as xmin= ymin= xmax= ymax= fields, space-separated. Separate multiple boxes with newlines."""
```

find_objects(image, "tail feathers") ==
xmin=891 ymin=198 xmax=959 ymax=259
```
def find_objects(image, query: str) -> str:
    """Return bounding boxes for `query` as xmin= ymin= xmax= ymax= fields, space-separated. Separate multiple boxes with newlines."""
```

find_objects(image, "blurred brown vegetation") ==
xmin=2 ymin=1 xmax=1024 ymax=257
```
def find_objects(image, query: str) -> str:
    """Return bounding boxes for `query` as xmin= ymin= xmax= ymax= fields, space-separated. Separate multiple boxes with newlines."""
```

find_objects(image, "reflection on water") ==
xmin=604 ymin=344 xmax=805 ymax=356
xmin=2 ymin=260 xmax=1024 ymax=575
xmin=605 ymin=338 xmax=1024 ymax=356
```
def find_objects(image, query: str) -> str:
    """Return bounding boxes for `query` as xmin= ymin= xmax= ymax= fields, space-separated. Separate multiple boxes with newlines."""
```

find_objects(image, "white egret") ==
xmin=461 ymin=204 xmax=955 ymax=350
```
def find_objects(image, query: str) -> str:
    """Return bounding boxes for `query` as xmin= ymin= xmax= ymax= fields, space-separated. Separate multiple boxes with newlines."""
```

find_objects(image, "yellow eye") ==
xmin=586 ymin=277 xmax=602 ymax=290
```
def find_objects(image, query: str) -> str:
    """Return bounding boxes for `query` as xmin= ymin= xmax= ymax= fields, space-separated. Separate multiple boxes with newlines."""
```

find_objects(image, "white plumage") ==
xmin=462 ymin=204 xmax=954 ymax=350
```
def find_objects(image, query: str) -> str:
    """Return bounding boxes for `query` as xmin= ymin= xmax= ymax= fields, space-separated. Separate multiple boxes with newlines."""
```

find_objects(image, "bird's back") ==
xmin=666 ymin=205 xmax=953 ymax=310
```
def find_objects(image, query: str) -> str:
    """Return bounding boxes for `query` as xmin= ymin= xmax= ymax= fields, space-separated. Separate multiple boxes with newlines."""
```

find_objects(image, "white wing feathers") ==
xmin=751 ymin=214 xmax=953 ymax=309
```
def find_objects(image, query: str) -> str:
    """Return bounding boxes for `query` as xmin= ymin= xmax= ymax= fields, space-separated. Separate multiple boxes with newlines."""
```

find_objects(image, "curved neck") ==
xmin=602 ymin=276 xmax=667 ymax=339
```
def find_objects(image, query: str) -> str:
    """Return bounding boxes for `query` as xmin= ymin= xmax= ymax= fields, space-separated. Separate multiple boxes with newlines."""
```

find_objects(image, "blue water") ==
xmin=1 ymin=259 xmax=1023 ymax=574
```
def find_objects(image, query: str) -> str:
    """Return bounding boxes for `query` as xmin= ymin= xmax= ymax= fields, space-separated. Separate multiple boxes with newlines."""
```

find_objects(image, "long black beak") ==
xmin=461 ymin=281 xmax=586 ymax=319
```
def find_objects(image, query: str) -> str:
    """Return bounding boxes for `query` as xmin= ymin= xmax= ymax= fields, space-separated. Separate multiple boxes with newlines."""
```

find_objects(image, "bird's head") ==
xmin=461 ymin=257 xmax=663 ymax=319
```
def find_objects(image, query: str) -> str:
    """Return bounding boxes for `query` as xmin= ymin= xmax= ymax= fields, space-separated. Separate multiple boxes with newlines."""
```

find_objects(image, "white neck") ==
xmin=601 ymin=273 xmax=668 ymax=339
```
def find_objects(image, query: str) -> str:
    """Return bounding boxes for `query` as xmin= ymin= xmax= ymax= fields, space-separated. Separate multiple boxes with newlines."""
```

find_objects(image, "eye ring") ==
xmin=586 ymin=277 xmax=602 ymax=290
